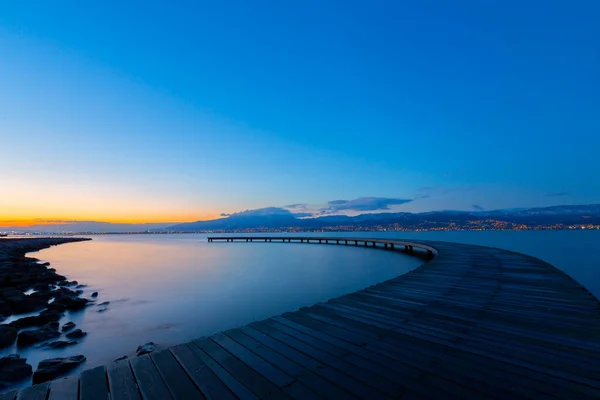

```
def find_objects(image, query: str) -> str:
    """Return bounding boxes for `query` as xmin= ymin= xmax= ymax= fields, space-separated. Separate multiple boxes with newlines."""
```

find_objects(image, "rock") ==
xmin=113 ymin=355 xmax=127 ymax=362
xmin=32 ymin=355 xmax=86 ymax=384
xmin=65 ymin=329 xmax=86 ymax=339
xmin=53 ymin=291 xmax=90 ymax=311
xmin=0 ymin=300 xmax=12 ymax=318
xmin=74 ymin=290 xmax=84 ymax=296
xmin=17 ymin=323 xmax=60 ymax=346
xmin=97 ymin=301 xmax=110 ymax=306
xmin=64 ymin=281 xmax=78 ymax=287
xmin=0 ymin=326 xmax=18 ymax=348
xmin=1 ymin=288 xmax=25 ymax=304
xmin=8 ymin=310 xmax=62 ymax=330
xmin=41 ymin=340 xmax=78 ymax=349
xmin=0 ymin=354 xmax=32 ymax=383
xmin=136 ymin=342 xmax=156 ymax=356
xmin=97 ymin=308 xmax=108 ymax=313
xmin=91 ymin=292 xmax=98 ymax=298
xmin=61 ymin=321 xmax=76 ymax=332
xmin=75 ymin=284 xmax=87 ymax=289
xmin=10 ymin=295 xmax=48 ymax=314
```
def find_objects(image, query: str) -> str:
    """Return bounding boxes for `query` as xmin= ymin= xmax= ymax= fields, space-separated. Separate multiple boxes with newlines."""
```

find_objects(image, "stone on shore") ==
xmin=61 ymin=321 xmax=76 ymax=332
xmin=0 ymin=326 xmax=18 ymax=348
xmin=91 ymin=292 xmax=98 ymax=298
xmin=136 ymin=342 xmax=156 ymax=356
xmin=65 ymin=329 xmax=86 ymax=339
xmin=32 ymin=355 xmax=86 ymax=384
xmin=0 ymin=354 xmax=32 ymax=383
xmin=17 ymin=323 xmax=60 ymax=347
xmin=41 ymin=340 xmax=78 ymax=349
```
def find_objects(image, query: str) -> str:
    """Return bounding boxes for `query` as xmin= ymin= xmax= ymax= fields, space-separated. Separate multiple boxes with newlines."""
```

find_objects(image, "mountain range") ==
xmin=169 ymin=204 xmax=600 ymax=232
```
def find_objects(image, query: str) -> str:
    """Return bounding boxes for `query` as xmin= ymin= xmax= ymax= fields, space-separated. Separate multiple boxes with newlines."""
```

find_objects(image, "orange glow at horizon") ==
xmin=0 ymin=213 xmax=221 ymax=228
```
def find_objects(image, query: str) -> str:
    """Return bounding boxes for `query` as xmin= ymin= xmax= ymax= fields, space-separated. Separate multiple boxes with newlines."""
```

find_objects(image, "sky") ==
xmin=1 ymin=1 xmax=599 ymax=228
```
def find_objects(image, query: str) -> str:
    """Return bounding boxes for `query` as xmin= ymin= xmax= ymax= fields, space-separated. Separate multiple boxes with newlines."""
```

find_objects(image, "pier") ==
xmin=7 ymin=237 xmax=600 ymax=399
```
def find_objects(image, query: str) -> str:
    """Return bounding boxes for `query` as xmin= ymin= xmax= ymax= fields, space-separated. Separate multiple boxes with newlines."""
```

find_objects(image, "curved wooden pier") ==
xmin=7 ymin=237 xmax=600 ymax=399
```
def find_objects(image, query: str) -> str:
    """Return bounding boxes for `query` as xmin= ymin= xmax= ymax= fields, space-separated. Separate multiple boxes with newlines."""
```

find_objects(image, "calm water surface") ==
xmin=1 ymin=234 xmax=421 ymax=387
xmin=2 ymin=230 xmax=598 ymax=392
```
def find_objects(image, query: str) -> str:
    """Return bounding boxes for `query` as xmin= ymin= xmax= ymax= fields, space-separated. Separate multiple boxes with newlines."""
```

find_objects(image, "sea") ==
xmin=1 ymin=230 xmax=598 ymax=392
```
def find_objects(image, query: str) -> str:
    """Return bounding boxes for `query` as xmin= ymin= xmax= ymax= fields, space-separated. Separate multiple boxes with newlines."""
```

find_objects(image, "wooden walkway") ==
xmin=6 ymin=237 xmax=600 ymax=399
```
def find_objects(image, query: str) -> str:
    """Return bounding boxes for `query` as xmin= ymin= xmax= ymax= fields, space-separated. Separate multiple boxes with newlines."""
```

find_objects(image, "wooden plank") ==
xmin=130 ymin=355 xmax=173 ymax=400
xmin=224 ymin=329 xmax=349 ymax=399
xmin=80 ymin=366 xmax=108 ymax=400
xmin=169 ymin=343 xmax=236 ymax=400
xmin=211 ymin=332 xmax=296 ymax=388
xmin=48 ymin=374 xmax=79 ymax=400
xmin=239 ymin=326 xmax=383 ymax=399
xmin=249 ymin=321 xmax=403 ymax=398
xmin=15 ymin=384 xmax=48 ymax=400
xmin=185 ymin=341 xmax=259 ymax=400
xmin=193 ymin=337 xmax=291 ymax=400
xmin=107 ymin=359 xmax=141 ymax=400
xmin=150 ymin=349 xmax=203 ymax=400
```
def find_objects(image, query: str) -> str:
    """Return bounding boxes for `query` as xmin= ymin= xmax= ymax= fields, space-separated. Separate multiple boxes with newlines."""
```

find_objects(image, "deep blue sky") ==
xmin=1 ymin=1 xmax=599 ymax=223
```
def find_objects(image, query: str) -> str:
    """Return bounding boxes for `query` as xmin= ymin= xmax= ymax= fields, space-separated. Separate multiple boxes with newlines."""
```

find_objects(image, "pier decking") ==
xmin=7 ymin=237 xmax=600 ymax=399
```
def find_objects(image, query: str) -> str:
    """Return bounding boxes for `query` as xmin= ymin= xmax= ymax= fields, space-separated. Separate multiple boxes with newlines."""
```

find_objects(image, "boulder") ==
xmin=10 ymin=295 xmax=48 ymax=314
xmin=8 ymin=310 xmax=62 ymax=330
xmin=91 ymin=292 xmax=98 ymax=298
xmin=97 ymin=308 xmax=108 ymax=313
xmin=136 ymin=342 xmax=156 ymax=356
xmin=41 ymin=340 xmax=78 ymax=349
xmin=32 ymin=355 xmax=86 ymax=384
xmin=0 ymin=325 xmax=17 ymax=348
xmin=97 ymin=301 xmax=110 ymax=307
xmin=0 ymin=300 xmax=11 ymax=318
xmin=17 ymin=323 xmax=60 ymax=346
xmin=0 ymin=354 xmax=32 ymax=383
xmin=61 ymin=321 xmax=76 ymax=332
xmin=65 ymin=329 xmax=86 ymax=339
xmin=113 ymin=355 xmax=127 ymax=362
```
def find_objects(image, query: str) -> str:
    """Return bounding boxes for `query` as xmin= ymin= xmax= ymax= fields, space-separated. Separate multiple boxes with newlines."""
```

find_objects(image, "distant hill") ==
xmin=168 ymin=204 xmax=600 ymax=231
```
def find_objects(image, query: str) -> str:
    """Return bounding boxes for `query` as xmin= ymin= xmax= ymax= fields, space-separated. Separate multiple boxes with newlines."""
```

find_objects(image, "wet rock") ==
xmin=65 ymin=329 xmax=86 ymax=339
xmin=41 ymin=340 xmax=78 ymax=349
xmin=136 ymin=342 xmax=156 ymax=356
xmin=97 ymin=301 xmax=110 ymax=307
xmin=17 ymin=323 xmax=60 ymax=346
xmin=8 ymin=310 xmax=62 ymax=330
xmin=91 ymin=292 xmax=98 ymax=298
xmin=75 ymin=284 xmax=87 ymax=289
xmin=0 ymin=354 xmax=32 ymax=383
xmin=64 ymin=281 xmax=78 ymax=287
xmin=1 ymin=287 xmax=25 ymax=304
xmin=97 ymin=308 xmax=108 ymax=313
xmin=61 ymin=321 xmax=76 ymax=332
xmin=32 ymin=355 xmax=86 ymax=384
xmin=113 ymin=355 xmax=127 ymax=362
xmin=0 ymin=300 xmax=11 ymax=318
xmin=10 ymin=295 xmax=47 ymax=314
xmin=0 ymin=326 xmax=18 ymax=348
xmin=53 ymin=290 xmax=90 ymax=311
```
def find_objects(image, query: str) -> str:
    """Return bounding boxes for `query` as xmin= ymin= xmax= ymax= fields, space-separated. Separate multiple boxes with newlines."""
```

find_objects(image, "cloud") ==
xmin=545 ymin=192 xmax=570 ymax=197
xmin=284 ymin=203 xmax=308 ymax=209
xmin=472 ymin=204 xmax=484 ymax=211
xmin=292 ymin=212 xmax=313 ymax=218
xmin=319 ymin=197 xmax=413 ymax=215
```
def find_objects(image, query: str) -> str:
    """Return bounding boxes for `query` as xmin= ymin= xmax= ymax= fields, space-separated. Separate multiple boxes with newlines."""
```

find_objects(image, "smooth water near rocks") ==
xmin=1 ymin=234 xmax=421 ymax=388
xmin=1 ymin=230 xmax=598 ymax=392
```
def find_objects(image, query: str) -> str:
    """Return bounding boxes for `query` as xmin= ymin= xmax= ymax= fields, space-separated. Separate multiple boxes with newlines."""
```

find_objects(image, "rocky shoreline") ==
xmin=0 ymin=238 xmax=92 ymax=389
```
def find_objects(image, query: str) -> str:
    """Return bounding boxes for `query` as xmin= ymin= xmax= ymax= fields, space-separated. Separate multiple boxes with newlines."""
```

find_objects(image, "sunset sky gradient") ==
xmin=1 ymin=1 xmax=599 ymax=228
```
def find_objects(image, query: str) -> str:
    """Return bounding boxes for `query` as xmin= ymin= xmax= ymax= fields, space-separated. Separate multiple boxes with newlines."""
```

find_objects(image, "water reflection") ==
xmin=1 ymin=234 xmax=421 ymax=389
